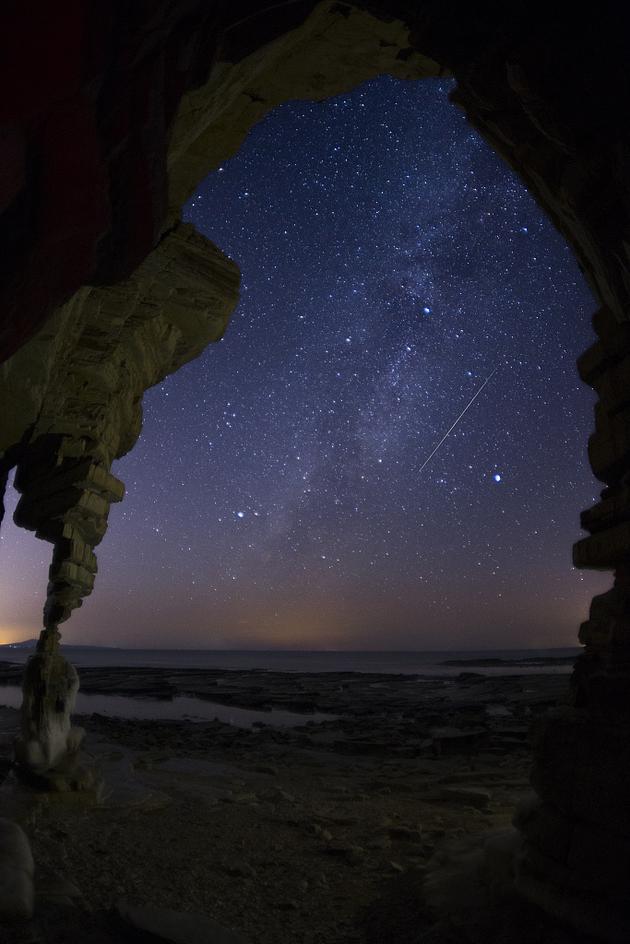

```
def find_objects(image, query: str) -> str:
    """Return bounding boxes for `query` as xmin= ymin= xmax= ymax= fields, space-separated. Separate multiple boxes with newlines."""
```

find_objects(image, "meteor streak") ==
xmin=418 ymin=366 xmax=499 ymax=474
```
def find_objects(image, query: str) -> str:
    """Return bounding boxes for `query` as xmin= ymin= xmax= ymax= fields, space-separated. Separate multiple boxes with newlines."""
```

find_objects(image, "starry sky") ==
xmin=0 ymin=76 xmax=610 ymax=650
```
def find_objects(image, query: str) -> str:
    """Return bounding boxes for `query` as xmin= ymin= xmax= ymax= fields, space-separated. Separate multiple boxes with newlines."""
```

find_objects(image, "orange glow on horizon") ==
xmin=0 ymin=625 xmax=36 ymax=646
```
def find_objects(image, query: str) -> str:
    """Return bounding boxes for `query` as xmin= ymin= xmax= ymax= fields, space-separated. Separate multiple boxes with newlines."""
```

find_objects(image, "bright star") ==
xmin=493 ymin=473 xmax=502 ymax=482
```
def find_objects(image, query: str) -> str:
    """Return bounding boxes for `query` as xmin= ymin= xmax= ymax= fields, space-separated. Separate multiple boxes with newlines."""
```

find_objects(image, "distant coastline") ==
xmin=0 ymin=640 xmax=582 ymax=656
xmin=0 ymin=644 xmax=581 ymax=677
xmin=440 ymin=655 xmax=577 ymax=667
xmin=0 ymin=639 xmax=119 ymax=651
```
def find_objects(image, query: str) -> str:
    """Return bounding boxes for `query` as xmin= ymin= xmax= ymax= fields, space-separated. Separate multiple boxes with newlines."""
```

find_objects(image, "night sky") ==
xmin=0 ymin=77 xmax=609 ymax=650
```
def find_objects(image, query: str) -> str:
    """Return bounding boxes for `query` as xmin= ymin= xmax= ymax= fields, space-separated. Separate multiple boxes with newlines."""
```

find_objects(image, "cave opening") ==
xmin=0 ymin=76 xmax=607 ymax=654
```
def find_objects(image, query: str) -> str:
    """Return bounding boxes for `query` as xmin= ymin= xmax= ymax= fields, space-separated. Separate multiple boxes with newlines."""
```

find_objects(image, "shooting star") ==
xmin=418 ymin=366 xmax=499 ymax=474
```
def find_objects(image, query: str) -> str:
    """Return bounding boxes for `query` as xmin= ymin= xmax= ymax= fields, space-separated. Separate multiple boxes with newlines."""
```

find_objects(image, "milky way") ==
xmin=0 ymin=77 xmax=609 ymax=649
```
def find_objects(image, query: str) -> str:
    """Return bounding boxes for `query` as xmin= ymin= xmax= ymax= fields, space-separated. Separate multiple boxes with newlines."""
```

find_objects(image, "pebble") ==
xmin=387 ymin=825 xmax=422 ymax=842
xmin=366 ymin=836 xmax=391 ymax=851
xmin=440 ymin=787 xmax=492 ymax=810
xmin=223 ymin=860 xmax=256 ymax=878
xmin=254 ymin=765 xmax=278 ymax=776
xmin=231 ymin=792 xmax=258 ymax=805
xmin=322 ymin=844 xmax=365 ymax=865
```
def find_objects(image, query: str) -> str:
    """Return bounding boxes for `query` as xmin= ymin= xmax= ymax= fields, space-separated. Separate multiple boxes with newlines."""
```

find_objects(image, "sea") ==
xmin=0 ymin=645 xmax=580 ymax=675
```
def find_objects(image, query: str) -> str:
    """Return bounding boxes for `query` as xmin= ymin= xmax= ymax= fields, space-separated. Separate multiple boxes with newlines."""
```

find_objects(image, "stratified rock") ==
xmin=4 ymin=222 xmax=239 ymax=631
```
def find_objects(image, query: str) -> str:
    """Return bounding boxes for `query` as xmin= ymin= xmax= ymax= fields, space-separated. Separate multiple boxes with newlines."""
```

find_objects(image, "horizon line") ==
xmin=1 ymin=640 xmax=582 ymax=654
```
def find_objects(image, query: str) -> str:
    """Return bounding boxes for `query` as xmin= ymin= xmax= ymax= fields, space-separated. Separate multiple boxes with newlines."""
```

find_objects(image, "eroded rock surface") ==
xmin=13 ymin=640 xmax=81 ymax=774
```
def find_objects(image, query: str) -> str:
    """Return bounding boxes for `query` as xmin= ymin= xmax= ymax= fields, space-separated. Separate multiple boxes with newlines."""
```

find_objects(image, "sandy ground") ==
xmin=0 ymin=667 xmax=582 ymax=944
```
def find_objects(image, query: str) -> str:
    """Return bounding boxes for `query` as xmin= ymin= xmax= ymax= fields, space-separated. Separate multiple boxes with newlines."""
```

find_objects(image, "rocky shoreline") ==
xmin=0 ymin=656 xmax=571 ymax=711
xmin=0 ymin=667 xmax=579 ymax=943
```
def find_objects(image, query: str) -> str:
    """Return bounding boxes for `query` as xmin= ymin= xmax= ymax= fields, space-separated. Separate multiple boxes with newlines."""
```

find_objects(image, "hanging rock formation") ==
xmin=1 ymin=2 xmax=630 ymax=940
xmin=7 ymin=222 xmax=239 ymax=626
xmin=4 ymin=222 xmax=239 ymax=775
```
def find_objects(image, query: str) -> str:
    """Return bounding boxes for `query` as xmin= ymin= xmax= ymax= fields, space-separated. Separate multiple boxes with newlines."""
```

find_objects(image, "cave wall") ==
xmin=2 ymin=4 xmax=629 ymax=370
xmin=0 ymin=0 xmax=442 ymax=365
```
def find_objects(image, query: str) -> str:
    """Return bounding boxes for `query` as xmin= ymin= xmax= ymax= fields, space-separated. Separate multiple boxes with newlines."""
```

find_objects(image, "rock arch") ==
xmin=0 ymin=3 xmax=629 ymax=939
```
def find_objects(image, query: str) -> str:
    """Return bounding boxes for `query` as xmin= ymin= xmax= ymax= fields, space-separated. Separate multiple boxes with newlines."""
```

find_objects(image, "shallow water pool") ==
xmin=0 ymin=685 xmax=336 ymax=729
